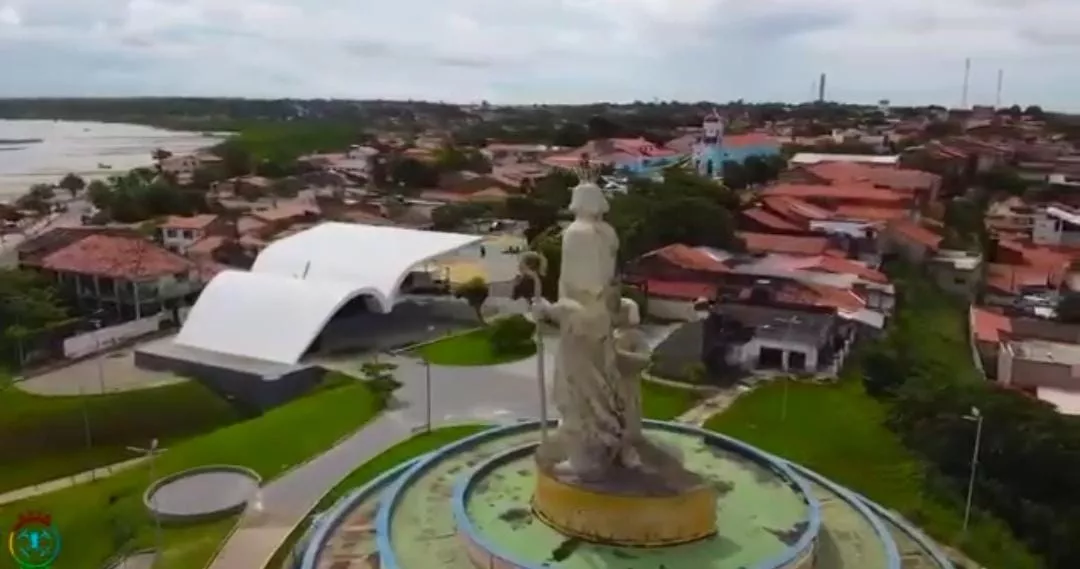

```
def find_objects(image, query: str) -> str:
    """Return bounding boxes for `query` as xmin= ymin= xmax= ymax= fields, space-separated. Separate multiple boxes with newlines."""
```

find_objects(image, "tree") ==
xmin=389 ymin=157 xmax=439 ymax=189
xmin=86 ymin=180 xmax=112 ymax=210
xmin=15 ymin=184 xmax=55 ymax=214
xmin=358 ymin=360 xmax=402 ymax=406
xmin=721 ymin=160 xmax=747 ymax=190
xmin=455 ymin=277 xmax=490 ymax=323
xmin=151 ymin=148 xmax=173 ymax=162
xmin=58 ymin=173 xmax=86 ymax=198
xmin=977 ymin=167 xmax=1027 ymax=195
xmin=0 ymin=269 xmax=69 ymax=367
xmin=487 ymin=314 xmax=536 ymax=356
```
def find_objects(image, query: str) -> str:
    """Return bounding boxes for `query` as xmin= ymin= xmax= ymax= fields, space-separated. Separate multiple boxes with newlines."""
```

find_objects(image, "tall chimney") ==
xmin=818 ymin=73 xmax=827 ymax=102
xmin=961 ymin=58 xmax=971 ymax=109
xmin=995 ymin=68 xmax=1004 ymax=109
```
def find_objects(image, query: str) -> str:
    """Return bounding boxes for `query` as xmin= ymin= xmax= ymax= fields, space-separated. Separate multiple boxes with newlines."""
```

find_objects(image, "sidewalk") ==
xmin=674 ymin=388 xmax=745 ymax=427
xmin=0 ymin=457 xmax=147 ymax=506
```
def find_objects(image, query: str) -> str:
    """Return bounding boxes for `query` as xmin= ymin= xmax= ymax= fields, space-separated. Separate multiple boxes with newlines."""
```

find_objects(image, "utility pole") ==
xmin=962 ymin=407 xmax=984 ymax=537
xmin=778 ymin=315 xmax=801 ymax=422
xmin=127 ymin=439 xmax=166 ymax=560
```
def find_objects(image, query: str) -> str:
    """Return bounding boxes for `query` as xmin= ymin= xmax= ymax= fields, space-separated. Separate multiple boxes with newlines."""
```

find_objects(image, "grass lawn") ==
xmin=415 ymin=328 xmax=535 ymax=366
xmin=0 ymin=380 xmax=243 ymax=494
xmin=641 ymin=380 xmax=701 ymax=420
xmin=265 ymin=424 xmax=490 ymax=569
xmin=0 ymin=375 xmax=384 ymax=569
xmin=706 ymin=379 xmax=1042 ymax=569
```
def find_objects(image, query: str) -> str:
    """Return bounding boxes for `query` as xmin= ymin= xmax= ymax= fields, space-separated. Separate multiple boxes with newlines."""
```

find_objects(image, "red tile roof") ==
xmin=809 ymin=255 xmax=889 ymax=284
xmin=643 ymin=280 xmax=716 ymax=301
xmin=41 ymin=234 xmax=193 ymax=280
xmin=723 ymin=133 xmax=779 ymax=148
xmin=833 ymin=205 xmax=911 ymax=223
xmin=644 ymin=244 xmax=728 ymax=272
xmin=998 ymin=240 xmax=1075 ymax=270
xmin=971 ymin=306 xmax=1012 ymax=343
xmin=544 ymin=138 xmax=679 ymax=167
xmin=763 ymin=183 xmax=908 ymax=204
xmin=888 ymin=218 xmax=943 ymax=250
xmin=774 ymin=281 xmax=866 ymax=313
xmin=985 ymin=263 xmax=1061 ymax=294
xmin=742 ymin=207 xmax=803 ymax=231
xmin=739 ymin=232 xmax=830 ymax=256
xmin=805 ymin=162 xmax=939 ymax=191
xmin=762 ymin=196 xmax=832 ymax=222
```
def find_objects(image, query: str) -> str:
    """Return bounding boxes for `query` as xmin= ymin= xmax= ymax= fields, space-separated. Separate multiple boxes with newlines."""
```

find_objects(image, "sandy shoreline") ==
xmin=0 ymin=120 xmax=225 ymax=200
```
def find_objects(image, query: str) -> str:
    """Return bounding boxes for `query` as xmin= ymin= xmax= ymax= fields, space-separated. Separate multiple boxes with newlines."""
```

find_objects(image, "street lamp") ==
xmin=776 ymin=315 xmax=801 ymax=422
xmin=424 ymin=325 xmax=435 ymax=433
xmin=962 ymin=406 xmax=984 ymax=536
xmin=91 ymin=314 xmax=106 ymax=395
xmin=127 ymin=439 xmax=166 ymax=560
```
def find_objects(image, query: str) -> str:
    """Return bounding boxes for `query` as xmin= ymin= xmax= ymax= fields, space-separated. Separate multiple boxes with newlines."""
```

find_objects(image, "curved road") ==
xmin=207 ymin=352 xmax=555 ymax=569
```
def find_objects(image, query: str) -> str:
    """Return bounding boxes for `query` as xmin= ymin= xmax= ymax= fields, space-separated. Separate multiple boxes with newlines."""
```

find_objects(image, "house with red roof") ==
xmin=625 ymin=241 xmax=893 ymax=326
xmin=543 ymin=137 xmax=682 ymax=176
xmin=17 ymin=227 xmax=201 ymax=322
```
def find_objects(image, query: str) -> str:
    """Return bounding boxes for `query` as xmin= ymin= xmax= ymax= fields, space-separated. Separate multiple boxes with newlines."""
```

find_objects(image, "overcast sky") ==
xmin=1 ymin=0 xmax=1079 ymax=110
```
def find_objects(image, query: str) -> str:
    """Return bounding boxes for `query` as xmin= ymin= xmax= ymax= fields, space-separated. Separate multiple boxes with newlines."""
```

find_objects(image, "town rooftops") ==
xmin=804 ymin=162 xmax=940 ymax=191
xmin=739 ymin=232 xmax=830 ymax=256
xmin=715 ymin=301 xmax=837 ymax=344
xmin=762 ymin=183 xmax=909 ymax=203
xmin=742 ymin=207 xmax=803 ymax=231
xmin=38 ymin=233 xmax=193 ymax=280
xmin=544 ymin=138 xmax=679 ymax=167
xmin=887 ymin=218 xmax=943 ymax=250
xmin=790 ymin=153 xmax=900 ymax=166
xmin=160 ymin=214 xmax=219 ymax=230
xmin=642 ymin=243 xmax=730 ymax=273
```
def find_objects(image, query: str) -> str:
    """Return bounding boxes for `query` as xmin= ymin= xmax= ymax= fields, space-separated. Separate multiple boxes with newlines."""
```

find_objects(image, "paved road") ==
xmin=207 ymin=354 xmax=550 ymax=569
xmin=209 ymin=322 xmax=680 ymax=569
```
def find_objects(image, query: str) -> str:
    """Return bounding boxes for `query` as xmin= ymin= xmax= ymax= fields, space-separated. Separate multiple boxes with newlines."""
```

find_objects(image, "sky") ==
xmin=1 ymin=0 xmax=1079 ymax=110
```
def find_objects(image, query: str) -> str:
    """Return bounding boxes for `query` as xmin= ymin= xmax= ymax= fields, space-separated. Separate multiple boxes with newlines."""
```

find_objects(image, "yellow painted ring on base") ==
xmin=532 ymin=468 xmax=718 ymax=547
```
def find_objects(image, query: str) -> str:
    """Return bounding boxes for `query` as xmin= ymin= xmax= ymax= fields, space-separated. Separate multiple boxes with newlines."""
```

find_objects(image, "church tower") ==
xmin=702 ymin=109 xmax=724 ymax=145
xmin=694 ymin=109 xmax=725 ymax=178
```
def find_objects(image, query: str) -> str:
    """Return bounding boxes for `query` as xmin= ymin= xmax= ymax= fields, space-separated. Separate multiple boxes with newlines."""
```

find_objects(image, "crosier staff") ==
xmin=519 ymin=250 xmax=549 ymax=441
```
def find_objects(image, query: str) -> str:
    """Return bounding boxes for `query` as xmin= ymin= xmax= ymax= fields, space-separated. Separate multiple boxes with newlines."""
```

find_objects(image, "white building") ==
xmin=173 ymin=222 xmax=481 ymax=364
xmin=1032 ymin=206 xmax=1080 ymax=246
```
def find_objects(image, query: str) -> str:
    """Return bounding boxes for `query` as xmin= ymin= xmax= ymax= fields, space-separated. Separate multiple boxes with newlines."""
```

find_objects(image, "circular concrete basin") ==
xmin=144 ymin=465 xmax=261 ymax=524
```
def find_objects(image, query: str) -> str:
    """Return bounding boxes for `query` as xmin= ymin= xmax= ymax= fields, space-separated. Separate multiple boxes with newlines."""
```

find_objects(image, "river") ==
xmin=0 ymin=120 xmax=225 ymax=200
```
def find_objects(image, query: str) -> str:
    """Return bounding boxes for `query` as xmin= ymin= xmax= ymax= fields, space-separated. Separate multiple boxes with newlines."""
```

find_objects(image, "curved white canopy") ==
xmin=175 ymin=222 xmax=482 ymax=364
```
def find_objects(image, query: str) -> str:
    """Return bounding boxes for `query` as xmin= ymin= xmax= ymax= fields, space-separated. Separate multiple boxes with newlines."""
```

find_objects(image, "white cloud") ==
xmin=0 ymin=4 xmax=20 ymax=26
xmin=0 ymin=0 xmax=1078 ymax=110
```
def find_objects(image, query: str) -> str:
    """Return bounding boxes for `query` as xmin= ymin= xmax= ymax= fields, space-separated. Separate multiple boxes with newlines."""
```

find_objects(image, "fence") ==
xmin=61 ymin=306 xmax=192 ymax=359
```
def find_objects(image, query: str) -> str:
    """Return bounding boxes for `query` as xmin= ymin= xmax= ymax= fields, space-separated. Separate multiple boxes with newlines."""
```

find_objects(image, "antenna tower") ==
xmin=961 ymin=57 xmax=971 ymax=109
xmin=995 ymin=69 xmax=1004 ymax=108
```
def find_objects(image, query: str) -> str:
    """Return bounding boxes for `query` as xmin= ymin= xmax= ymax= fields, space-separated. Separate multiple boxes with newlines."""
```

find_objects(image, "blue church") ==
xmin=692 ymin=111 xmax=781 ymax=179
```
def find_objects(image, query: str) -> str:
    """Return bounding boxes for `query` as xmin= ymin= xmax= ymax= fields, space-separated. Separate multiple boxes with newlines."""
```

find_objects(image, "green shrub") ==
xmin=488 ymin=315 xmax=536 ymax=356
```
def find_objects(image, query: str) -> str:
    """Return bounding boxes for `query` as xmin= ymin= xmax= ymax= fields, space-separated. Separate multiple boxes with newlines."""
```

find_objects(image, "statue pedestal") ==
xmin=531 ymin=438 xmax=718 ymax=547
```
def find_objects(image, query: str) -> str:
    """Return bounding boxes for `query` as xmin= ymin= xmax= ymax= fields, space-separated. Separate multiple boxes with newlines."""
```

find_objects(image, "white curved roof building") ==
xmin=175 ymin=222 xmax=481 ymax=364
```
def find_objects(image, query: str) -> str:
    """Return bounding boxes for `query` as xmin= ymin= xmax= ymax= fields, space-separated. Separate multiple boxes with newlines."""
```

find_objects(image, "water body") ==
xmin=0 ymin=120 xmax=225 ymax=200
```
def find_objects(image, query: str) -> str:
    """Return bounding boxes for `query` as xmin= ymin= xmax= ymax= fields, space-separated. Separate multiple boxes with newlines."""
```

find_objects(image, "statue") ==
xmin=528 ymin=166 xmax=717 ymax=547
xmin=532 ymin=175 xmax=624 ymax=481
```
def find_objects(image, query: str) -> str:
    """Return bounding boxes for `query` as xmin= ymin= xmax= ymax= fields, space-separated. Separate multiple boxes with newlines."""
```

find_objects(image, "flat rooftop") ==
xmin=1011 ymin=338 xmax=1080 ymax=365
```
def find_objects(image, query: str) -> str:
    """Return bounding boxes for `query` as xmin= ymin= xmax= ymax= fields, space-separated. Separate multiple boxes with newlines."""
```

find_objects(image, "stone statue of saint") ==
xmin=533 ymin=176 xmax=625 ymax=480
xmin=532 ymin=172 xmax=699 ymax=493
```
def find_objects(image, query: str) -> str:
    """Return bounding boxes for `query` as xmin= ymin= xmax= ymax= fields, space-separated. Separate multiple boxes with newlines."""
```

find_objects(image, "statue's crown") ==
xmin=572 ymin=153 xmax=601 ymax=184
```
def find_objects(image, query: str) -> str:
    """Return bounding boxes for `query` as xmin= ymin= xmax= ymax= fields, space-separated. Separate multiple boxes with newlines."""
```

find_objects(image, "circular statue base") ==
xmin=531 ymin=434 xmax=718 ymax=547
